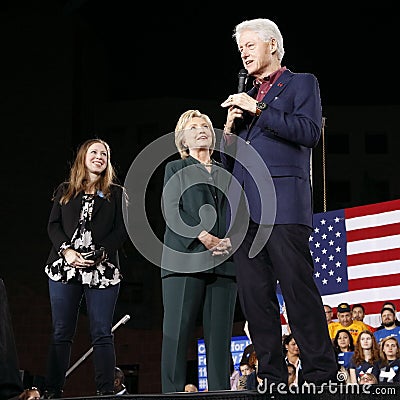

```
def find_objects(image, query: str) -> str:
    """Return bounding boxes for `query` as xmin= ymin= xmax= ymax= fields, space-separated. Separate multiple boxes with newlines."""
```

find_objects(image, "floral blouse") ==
xmin=45 ymin=194 xmax=122 ymax=288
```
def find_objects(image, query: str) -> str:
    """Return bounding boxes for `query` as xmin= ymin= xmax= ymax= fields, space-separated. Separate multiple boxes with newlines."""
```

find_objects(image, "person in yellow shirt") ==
xmin=329 ymin=303 xmax=370 ymax=343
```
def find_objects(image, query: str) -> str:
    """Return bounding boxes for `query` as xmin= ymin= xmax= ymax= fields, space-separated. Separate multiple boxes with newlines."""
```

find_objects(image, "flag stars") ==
xmin=312 ymin=211 xmax=349 ymax=296
xmin=312 ymin=211 xmax=349 ymax=295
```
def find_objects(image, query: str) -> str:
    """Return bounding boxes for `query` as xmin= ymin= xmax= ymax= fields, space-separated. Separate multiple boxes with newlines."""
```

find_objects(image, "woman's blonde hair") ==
xmin=58 ymin=138 xmax=116 ymax=204
xmin=174 ymin=109 xmax=216 ymax=159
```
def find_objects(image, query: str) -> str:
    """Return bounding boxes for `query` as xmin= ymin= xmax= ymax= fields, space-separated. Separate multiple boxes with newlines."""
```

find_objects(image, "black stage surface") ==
xmin=56 ymin=385 xmax=400 ymax=400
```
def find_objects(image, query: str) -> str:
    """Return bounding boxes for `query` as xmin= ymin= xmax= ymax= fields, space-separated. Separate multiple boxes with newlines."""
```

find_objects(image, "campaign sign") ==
xmin=197 ymin=335 xmax=251 ymax=391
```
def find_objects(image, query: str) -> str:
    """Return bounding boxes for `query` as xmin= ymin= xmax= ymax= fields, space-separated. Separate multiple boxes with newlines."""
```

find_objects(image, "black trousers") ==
xmin=233 ymin=222 xmax=337 ymax=385
xmin=0 ymin=278 xmax=24 ymax=400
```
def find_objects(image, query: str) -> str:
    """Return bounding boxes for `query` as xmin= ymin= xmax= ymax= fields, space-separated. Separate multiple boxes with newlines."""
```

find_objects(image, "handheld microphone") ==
xmin=238 ymin=68 xmax=248 ymax=93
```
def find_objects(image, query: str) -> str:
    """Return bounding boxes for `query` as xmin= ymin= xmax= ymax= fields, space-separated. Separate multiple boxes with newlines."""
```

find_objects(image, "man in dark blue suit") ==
xmin=220 ymin=18 xmax=338 ymax=389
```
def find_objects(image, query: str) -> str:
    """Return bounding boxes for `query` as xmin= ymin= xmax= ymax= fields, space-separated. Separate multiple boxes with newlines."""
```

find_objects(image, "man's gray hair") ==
xmin=233 ymin=18 xmax=285 ymax=61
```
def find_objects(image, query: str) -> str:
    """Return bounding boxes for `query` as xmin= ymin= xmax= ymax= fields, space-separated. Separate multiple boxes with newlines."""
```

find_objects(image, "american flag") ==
xmin=310 ymin=199 xmax=400 ymax=316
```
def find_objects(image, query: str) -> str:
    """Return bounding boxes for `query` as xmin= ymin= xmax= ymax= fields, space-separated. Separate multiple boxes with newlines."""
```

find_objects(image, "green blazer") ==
xmin=161 ymin=156 xmax=235 ymax=277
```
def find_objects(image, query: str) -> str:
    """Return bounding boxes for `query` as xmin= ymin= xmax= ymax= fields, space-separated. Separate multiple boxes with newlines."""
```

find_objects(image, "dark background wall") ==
xmin=1 ymin=0 xmax=399 ymax=396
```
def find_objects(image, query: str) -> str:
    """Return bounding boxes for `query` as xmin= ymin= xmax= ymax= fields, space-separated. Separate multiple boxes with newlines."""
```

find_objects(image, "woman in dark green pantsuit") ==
xmin=161 ymin=110 xmax=237 ymax=393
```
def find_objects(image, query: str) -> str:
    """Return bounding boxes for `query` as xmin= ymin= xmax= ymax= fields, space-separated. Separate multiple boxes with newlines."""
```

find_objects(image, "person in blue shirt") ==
xmin=375 ymin=302 xmax=400 ymax=331
xmin=375 ymin=336 xmax=400 ymax=384
xmin=333 ymin=329 xmax=355 ymax=370
xmin=374 ymin=307 xmax=400 ymax=344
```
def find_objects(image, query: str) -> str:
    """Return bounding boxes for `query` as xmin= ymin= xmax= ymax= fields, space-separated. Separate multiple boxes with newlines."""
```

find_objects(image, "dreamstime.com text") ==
xmin=257 ymin=380 xmax=397 ymax=395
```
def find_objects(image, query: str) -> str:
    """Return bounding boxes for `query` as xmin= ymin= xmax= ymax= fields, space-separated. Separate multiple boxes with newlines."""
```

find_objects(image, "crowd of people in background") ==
xmin=231 ymin=300 xmax=400 ymax=389
xmin=228 ymin=300 xmax=400 ymax=390
xmin=330 ymin=301 xmax=400 ymax=385
xmin=261 ymin=301 xmax=395 ymax=389
xmin=227 ymin=302 xmax=400 ymax=390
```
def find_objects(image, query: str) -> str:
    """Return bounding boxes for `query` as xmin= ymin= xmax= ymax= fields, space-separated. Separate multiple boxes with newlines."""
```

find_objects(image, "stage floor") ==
xmin=57 ymin=385 xmax=400 ymax=400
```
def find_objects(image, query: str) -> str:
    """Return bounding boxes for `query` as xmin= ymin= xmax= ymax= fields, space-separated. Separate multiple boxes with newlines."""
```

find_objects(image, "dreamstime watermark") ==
xmin=256 ymin=379 xmax=395 ymax=396
xmin=123 ymin=128 xmax=277 ymax=271
xmin=256 ymin=370 xmax=398 ymax=396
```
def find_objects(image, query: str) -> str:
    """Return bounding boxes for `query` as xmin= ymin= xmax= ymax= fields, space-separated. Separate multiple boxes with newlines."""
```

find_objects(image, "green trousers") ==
xmin=161 ymin=274 xmax=237 ymax=393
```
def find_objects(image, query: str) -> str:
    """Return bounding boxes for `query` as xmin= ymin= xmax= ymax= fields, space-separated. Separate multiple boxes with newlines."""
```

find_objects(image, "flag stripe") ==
xmin=348 ymin=248 xmax=400 ymax=266
xmin=348 ymin=260 xmax=400 ymax=279
xmin=348 ymin=274 xmax=400 ymax=291
xmin=362 ymin=299 xmax=400 ymax=315
xmin=346 ymin=222 xmax=400 ymax=242
xmin=347 ymin=235 xmax=400 ymax=255
xmin=345 ymin=210 xmax=400 ymax=231
xmin=321 ymin=286 xmax=400 ymax=310
xmin=345 ymin=199 xmax=400 ymax=219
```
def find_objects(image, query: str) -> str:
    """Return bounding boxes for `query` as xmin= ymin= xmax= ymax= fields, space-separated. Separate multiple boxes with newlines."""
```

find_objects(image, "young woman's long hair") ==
xmin=59 ymin=138 xmax=117 ymax=204
xmin=379 ymin=336 xmax=400 ymax=367
xmin=351 ymin=330 xmax=380 ymax=365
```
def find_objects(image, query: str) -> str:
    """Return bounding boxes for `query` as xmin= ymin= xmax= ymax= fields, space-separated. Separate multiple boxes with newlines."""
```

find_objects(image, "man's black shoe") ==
xmin=96 ymin=391 xmax=115 ymax=396
xmin=42 ymin=390 xmax=63 ymax=399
